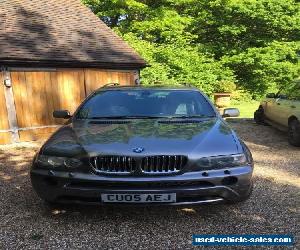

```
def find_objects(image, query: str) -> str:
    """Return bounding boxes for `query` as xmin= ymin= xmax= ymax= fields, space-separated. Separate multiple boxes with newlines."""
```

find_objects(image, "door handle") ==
xmin=291 ymin=105 xmax=296 ymax=108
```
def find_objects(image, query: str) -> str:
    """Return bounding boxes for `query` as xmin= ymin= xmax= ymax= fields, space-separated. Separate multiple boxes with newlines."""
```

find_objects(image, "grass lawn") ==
xmin=230 ymin=100 xmax=260 ymax=118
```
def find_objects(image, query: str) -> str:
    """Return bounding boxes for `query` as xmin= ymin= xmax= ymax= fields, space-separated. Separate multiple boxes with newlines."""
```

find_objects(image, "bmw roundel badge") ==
xmin=133 ymin=147 xmax=144 ymax=153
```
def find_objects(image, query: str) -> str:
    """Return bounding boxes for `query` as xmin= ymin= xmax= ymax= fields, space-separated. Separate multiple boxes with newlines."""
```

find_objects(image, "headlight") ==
xmin=195 ymin=154 xmax=249 ymax=170
xmin=36 ymin=155 xmax=83 ymax=169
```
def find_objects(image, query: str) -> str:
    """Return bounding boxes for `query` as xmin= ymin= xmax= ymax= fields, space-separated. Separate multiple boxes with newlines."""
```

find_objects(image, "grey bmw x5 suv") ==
xmin=31 ymin=85 xmax=253 ymax=205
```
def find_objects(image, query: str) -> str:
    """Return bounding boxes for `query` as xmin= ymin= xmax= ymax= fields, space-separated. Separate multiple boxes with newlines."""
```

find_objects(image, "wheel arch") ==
xmin=288 ymin=115 xmax=298 ymax=125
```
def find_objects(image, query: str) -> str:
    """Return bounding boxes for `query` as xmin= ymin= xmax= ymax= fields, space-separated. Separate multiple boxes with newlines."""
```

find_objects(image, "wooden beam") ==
xmin=133 ymin=70 xmax=140 ymax=85
xmin=2 ymin=67 xmax=20 ymax=142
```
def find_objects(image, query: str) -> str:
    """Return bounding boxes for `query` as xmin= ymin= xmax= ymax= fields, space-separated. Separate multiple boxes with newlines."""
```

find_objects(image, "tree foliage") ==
xmin=83 ymin=0 xmax=300 ymax=98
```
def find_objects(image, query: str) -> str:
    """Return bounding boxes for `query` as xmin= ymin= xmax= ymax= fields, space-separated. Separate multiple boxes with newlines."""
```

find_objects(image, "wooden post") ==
xmin=133 ymin=70 xmax=140 ymax=85
xmin=2 ymin=67 xmax=20 ymax=142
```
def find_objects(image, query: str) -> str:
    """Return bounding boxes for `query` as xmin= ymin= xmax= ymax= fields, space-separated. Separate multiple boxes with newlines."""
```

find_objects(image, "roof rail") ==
xmin=101 ymin=83 xmax=120 ymax=88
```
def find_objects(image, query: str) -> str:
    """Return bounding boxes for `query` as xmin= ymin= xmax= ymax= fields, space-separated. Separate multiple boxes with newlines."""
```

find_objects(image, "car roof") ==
xmin=99 ymin=84 xmax=199 ymax=91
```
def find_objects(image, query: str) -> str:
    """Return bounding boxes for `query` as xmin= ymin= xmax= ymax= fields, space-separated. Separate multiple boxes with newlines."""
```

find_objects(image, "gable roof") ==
xmin=0 ymin=0 xmax=146 ymax=69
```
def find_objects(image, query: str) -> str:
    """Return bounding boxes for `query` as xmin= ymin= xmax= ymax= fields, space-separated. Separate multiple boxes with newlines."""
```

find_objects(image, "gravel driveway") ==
xmin=0 ymin=120 xmax=299 ymax=249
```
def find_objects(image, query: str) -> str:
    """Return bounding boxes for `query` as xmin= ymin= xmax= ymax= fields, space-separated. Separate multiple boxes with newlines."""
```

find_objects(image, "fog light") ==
xmin=44 ymin=177 xmax=58 ymax=186
xmin=222 ymin=176 xmax=238 ymax=185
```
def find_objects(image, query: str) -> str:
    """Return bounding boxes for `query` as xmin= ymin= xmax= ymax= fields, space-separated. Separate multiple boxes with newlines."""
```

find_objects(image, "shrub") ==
xmin=214 ymin=80 xmax=236 ymax=93
xmin=231 ymin=90 xmax=254 ymax=104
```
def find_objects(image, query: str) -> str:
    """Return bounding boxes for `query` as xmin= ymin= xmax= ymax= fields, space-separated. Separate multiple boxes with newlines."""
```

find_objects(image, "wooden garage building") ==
xmin=0 ymin=0 xmax=146 ymax=144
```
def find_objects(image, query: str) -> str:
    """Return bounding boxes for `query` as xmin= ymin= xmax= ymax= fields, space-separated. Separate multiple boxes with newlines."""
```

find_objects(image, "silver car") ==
xmin=31 ymin=85 xmax=254 ymax=205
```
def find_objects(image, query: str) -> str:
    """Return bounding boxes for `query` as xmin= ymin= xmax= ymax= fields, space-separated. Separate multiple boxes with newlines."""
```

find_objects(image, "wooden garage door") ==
xmin=0 ymin=72 xmax=11 ymax=144
xmin=84 ymin=69 xmax=135 ymax=95
xmin=8 ymin=69 xmax=135 ymax=143
xmin=10 ymin=70 xmax=85 ymax=142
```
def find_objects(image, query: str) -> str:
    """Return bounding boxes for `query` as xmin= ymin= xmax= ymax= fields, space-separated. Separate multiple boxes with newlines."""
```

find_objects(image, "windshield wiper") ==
xmin=168 ymin=115 xmax=216 ymax=119
xmin=88 ymin=115 xmax=216 ymax=120
xmin=89 ymin=115 xmax=164 ymax=119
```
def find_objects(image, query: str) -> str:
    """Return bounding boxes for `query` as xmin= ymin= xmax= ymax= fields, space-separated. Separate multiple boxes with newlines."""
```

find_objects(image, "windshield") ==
xmin=76 ymin=89 xmax=216 ymax=119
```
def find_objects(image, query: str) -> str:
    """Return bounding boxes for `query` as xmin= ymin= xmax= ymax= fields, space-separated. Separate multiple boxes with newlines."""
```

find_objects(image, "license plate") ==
xmin=101 ymin=193 xmax=176 ymax=203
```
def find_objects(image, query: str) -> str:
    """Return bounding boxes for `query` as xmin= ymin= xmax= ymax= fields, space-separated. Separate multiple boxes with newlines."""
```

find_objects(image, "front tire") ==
xmin=254 ymin=107 xmax=266 ymax=125
xmin=288 ymin=119 xmax=300 ymax=147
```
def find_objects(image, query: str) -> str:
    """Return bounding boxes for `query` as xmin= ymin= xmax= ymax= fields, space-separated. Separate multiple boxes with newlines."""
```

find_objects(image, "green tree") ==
xmin=123 ymin=33 xmax=235 ymax=95
xmin=192 ymin=0 xmax=300 ymax=56
xmin=222 ymin=41 xmax=300 ymax=97
xmin=191 ymin=0 xmax=300 ymax=97
xmin=83 ymin=0 xmax=300 ymax=98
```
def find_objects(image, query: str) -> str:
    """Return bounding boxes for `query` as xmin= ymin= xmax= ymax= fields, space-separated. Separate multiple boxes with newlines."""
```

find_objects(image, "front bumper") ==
xmin=30 ymin=166 xmax=253 ymax=205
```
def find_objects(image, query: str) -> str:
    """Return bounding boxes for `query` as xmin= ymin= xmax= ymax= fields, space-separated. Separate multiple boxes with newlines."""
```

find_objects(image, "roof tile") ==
xmin=0 ymin=0 xmax=146 ymax=69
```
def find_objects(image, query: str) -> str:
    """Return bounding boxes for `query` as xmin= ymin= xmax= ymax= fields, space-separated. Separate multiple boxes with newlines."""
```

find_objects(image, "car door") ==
xmin=288 ymin=84 xmax=300 ymax=121
xmin=264 ymin=96 xmax=278 ymax=121
xmin=270 ymin=97 xmax=288 ymax=125
xmin=275 ymin=98 xmax=291 ymax=127
xmin=276 ymin=84 xmax=300 ymax=127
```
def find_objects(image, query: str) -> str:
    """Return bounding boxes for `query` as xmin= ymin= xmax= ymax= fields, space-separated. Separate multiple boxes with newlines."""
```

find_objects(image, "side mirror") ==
xmin=266 ymin=93 xmax=276 ymax=98
xmin=53 ymin=110 xmax=72 ymax=119
xmin=222 ymin=108 xmax=240 ymax=118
